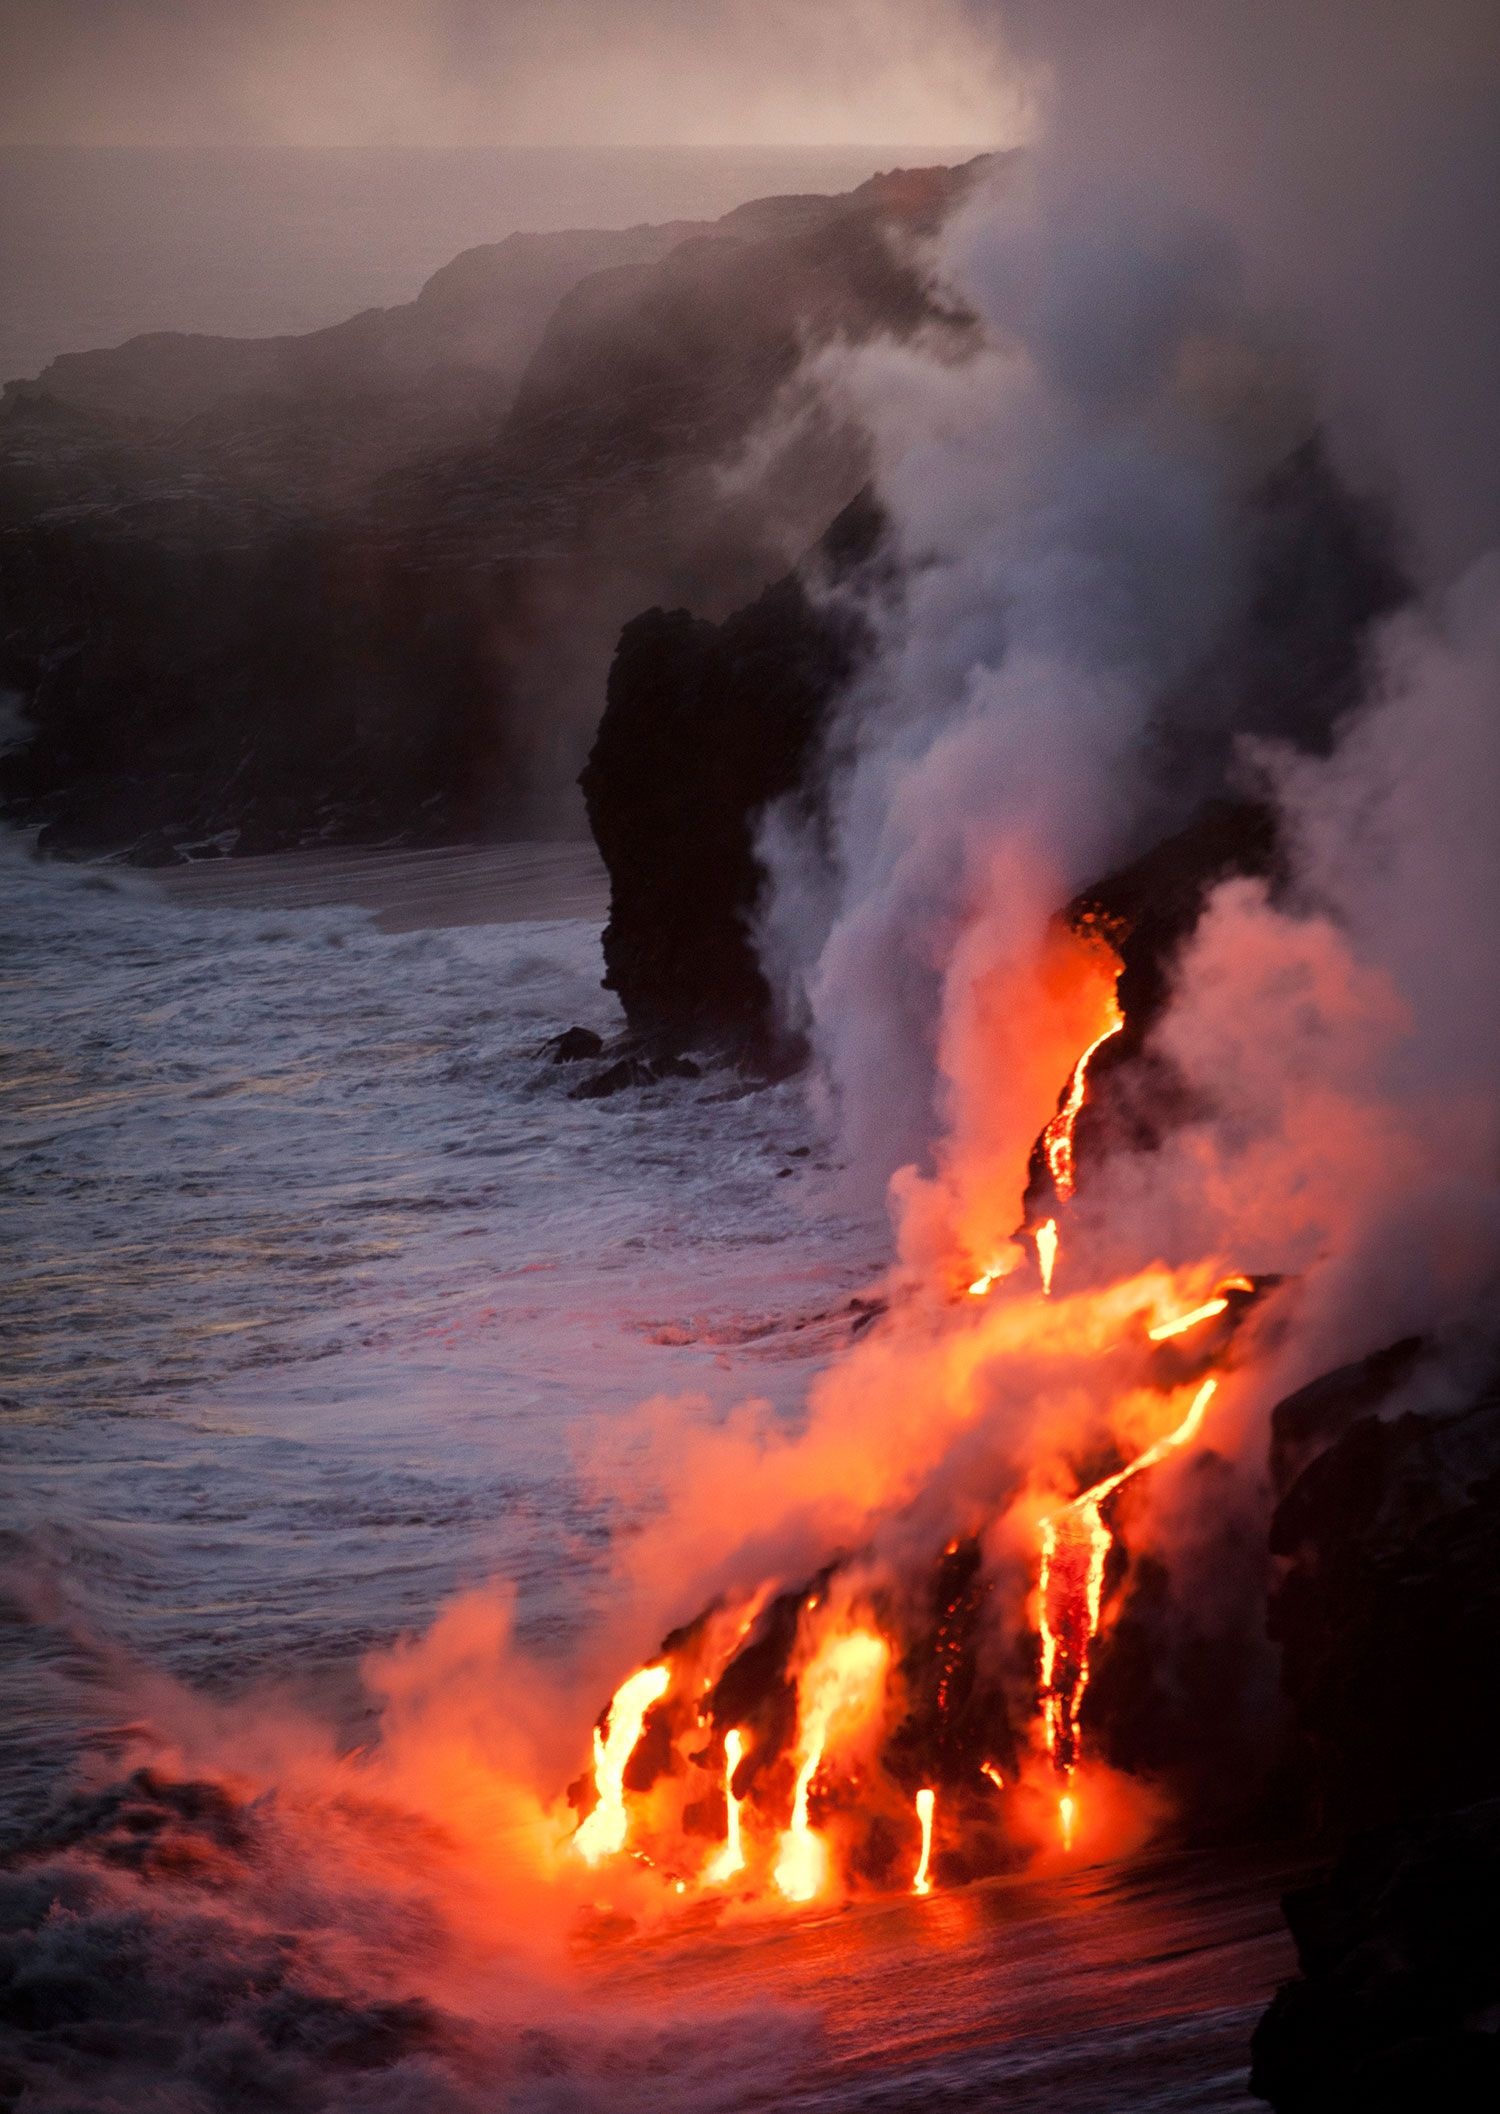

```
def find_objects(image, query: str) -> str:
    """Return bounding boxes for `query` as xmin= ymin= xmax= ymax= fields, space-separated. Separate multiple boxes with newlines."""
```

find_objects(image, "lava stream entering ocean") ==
xmin=705 ymin=1728 xmax=747 ymax=1884
xmin=913 ymin=1787 xmax=936 ymax=1895
xmin=562 ymin=930 xmax=1266 ymax=1915
xmin=574 ymin=1663 xmax=669 ymax=1865
xmin=1035 ymin=1218 xmax=1060 ymax=1296
xmin=773 ymin=1628 xmax=889 ymax=1902
xmin=1037 ymin=1376 xmax=1219 ymax=1847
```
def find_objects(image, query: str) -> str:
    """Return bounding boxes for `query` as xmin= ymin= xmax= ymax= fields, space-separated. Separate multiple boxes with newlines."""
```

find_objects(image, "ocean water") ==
xmin=1 ymin=843 xmax=1288 ymax=2110
xmin=0 ymin=142 xmax=943 ymax=383
xmin=3 ymin=842 xmax=876 ymax=1805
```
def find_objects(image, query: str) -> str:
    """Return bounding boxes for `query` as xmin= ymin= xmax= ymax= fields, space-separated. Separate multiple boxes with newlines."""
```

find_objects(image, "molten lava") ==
xmin=1040 ymin=997 xmax=1123 ymax=1203
xmin=1037 ymin=1378 xmax=1219 ymax=1837
xmin=560 ymin=913 xmax=1261 ymax=1915
xmin=773 ymin=1628 xmax=889 ymax=1903
xmin=1058 ymin=1790 xmax=1077 ymax=1852
xmin=705 ymin=1728 xmax=747 ymax=1884
xmin=913 ymin=1787 xmax=936 ymax=1894
xmin=1035 ymin=1217 xmax=1060 ymax=1295
xmin=967 ymin=1248 xmax=1019 ymax=1298
xmin=574 ymin=1662 xmax=669 ymax=1865
xmin=1147 ymin=1297 xmax=1229 ymax=1341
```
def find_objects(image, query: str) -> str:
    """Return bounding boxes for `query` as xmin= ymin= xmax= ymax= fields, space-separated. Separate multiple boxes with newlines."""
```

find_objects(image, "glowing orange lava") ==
xmin=967 ymin=1247 xmax=1020 ymax=1298
xmin=1147 ymin=1297 xmax=1229 ymax=1341
xmin=1037 ymin=1378 xmax=1219 ymax=1815
xmin=1035 ymin=1217 xmax=1060 ymax=1295
xmin=1040 ymin=1000 xmax=1124 ymax=1202
xmin=775 ymin=1753 xmax=826 ymax=1902
xmin=705 ymin=1728 xmax=746 ymax=1884
xmin=563 ymin=902 xmax=1258 ymax=1913
xmin=773 ymin=1629 xmax=888 ymax=1902
xmin=913 ymin=1786 xmax=935 ymax=1894
xmin=573 ymin=1663 xmax=669 ymax=1865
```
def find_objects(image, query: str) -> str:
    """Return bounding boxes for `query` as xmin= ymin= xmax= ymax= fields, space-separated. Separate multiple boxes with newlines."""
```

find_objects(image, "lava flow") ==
xmin=1037 ymin=1376 xmax=1219 ymax=1845
xmin=1035 ymin=1217 xmax=1060 ymax=1296
xmin=562 ymin=924 xmax=1265 ymax=1914
xmin=968 ymin=940 xmax=1122 ymax=1302
xmin=913 ymin=1787 xmax=936 ymax=1894
xmin=773 ymin=1628 xmax=889 ymax=1902
xmin=574 ymin=1663 xmax=670 ymax=1865
xmin=1040 ymin=998 xmax=1124 ymax=1203
xmin=705 ymin=1728 xmax=747 ymax=1883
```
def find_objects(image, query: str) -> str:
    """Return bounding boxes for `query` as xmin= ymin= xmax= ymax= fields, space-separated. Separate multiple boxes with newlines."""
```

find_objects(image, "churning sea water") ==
xmin=3 ymin=841 xmax=875 ymax=1815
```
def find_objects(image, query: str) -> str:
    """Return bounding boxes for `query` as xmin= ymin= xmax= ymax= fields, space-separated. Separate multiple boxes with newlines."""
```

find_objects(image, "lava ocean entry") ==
xmin=559 ymin=917 xmax=1279 ymax=1919
xmin=9 ymin=9 xmax=1499 ymax=2109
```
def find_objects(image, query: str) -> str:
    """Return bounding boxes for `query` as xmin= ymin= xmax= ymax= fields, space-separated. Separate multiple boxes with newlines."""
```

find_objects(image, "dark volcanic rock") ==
xmin=1148 ymin=438 xmax=1407 ymax=803
xmin=1068 ymin=799 xmax=1280 ymax=1043
xmin=1033 ymin=796 xmax=1281 ymax=1216
xmin=1268 ymin=1337 xmax=1428 ymax=1499
xmin=567 ymin=1051 xmax=702 ymax=1099
xmin=580 ymin=492 xmax=881 ymax=1056
xmin=1266 ymin=1357 xmax=1500 ymax=1835
xmin=1250 ymin=1800 xmax=1500 ymax=2112
xmin=5 ymin=223 xmax=697 ymax=437
xmin=548 ymin=1025 xmax=604 ymax=1062
xmin=1250 ymin=1353 xmax=1500 ymax=2109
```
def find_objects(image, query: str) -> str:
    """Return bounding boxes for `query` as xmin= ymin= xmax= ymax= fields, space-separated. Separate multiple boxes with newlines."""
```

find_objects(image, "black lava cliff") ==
xmin=1249 ymin=1349 xmax=1500 ymax=2112
xmin=580 ymin=492 xmax=880 ymax=1059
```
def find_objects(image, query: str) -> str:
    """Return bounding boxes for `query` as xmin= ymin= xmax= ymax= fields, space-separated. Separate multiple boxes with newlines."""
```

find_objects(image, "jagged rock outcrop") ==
xmin=1266 ymin=1349 xmax=1500 ymax=1835
xmin=580 ymin=492 xmax=881 ymax=1057
xmin=1250 ymin=1347 xmax=1500 ymax=2108
xmin=0 ymin=160 xmax=987 ymax=862
xmin=1250 ymin=1800 xmax=1500 ymax=2112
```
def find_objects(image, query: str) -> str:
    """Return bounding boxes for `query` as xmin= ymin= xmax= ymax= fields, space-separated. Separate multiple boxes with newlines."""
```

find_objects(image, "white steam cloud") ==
xmin=760 ymin=163 xmax=1280 ymax=1190
xmin=761 ymin=0 xmax=1500 ymax=1328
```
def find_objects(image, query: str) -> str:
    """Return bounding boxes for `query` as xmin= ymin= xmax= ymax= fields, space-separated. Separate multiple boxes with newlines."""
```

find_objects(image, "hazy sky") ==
xmin=0 ymin=0 xmax=1021 ymax=148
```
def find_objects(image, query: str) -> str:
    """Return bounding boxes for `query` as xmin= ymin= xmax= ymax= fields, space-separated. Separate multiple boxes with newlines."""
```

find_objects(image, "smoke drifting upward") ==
xmin=0 ymin=0 xmax=1021 ymax=149
xmin=998 ymin=0 xmax=1500 ymax=582
xmin=762 ymin=0 xmax=1500 ymax=1222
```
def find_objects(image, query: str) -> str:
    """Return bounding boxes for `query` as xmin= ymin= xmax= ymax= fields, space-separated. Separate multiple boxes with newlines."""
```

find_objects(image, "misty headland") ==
xmin=4 ymin=6 xmax=1500 ymax=2113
